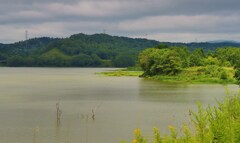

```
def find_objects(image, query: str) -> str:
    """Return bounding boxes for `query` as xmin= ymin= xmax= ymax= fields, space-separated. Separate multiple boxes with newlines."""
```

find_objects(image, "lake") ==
xmin=0 ymin=68 xmax=238 ymax=143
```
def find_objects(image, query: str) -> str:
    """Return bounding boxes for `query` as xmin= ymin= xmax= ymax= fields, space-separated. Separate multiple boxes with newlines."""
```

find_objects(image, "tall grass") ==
xmin=128 ymin=91 xmax=240 ymax=143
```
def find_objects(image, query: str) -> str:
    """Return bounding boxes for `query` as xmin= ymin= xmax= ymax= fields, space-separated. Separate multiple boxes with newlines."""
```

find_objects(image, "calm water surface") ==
xmin=0 ymin=68 xmax=238 ymax=143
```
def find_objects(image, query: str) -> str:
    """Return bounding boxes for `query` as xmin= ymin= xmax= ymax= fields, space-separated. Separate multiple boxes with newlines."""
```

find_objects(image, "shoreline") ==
xmin=99 ymin=67 xmax=237 ymax=84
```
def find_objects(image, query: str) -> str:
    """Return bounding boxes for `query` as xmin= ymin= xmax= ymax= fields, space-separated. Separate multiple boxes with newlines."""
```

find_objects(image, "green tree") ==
xmin=91 ymin=54 xmax=102 ymax=66
xmin=215 ymin=48 xmax=240 ymax=67
xmin=234 ymin=68 xmax=240 ymax=86
xmin=0 ymin=53 xmax=6 ymax=61
xmin=113 ymin=54 xmax=136 ymax=67
xmin=24 ymin=56 xmax=35 ymax=66
xmin=198 ymin=65 xmax=227 ymax=78
xmin=138 ymin=48 xmax=163 ymax=76
xmin=172 ymin=46 xmax=190 ymax=68
xmin=220 ymin=70 xmax=228 ymax=80
xmin=7 ymin=56 xmax=25 ymax=67
xmin=38 ymin=48 xmax=70 ymax=66
xmin=139 ymin=47 xmax=182 ymax=76
xmin=202 ymin=56 xmax=220 ymax=66
xmin=70 ymin=54 xmax=93 ymax=67
xmin=155 ymin=44 xmax=169 ymax=49
xmin=154 ymin=50 xmax=182 ymax=75
xmin=189 ymin=48 xmax=205 ymax=66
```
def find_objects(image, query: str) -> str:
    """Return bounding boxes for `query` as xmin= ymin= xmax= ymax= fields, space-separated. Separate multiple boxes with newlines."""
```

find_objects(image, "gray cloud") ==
xmin=0 ymin=0 xmax=240 ymax=43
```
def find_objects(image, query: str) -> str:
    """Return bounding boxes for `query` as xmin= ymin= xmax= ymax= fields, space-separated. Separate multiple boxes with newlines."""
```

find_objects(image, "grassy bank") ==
xmin=98 ymin=67 xmax=143 ymax=77
xmin=147 ymin=67 xmax=236 ymax=84
xmin=124 ymin=90 xmax=240 ymax=143
xmin=100 ymin=67 xmax=236 ymax=84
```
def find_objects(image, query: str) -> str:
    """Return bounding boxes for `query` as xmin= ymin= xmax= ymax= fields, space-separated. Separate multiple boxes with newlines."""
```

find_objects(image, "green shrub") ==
xmin=234 ymin=68 xmax=240 ymax=86
xmin=127 ymin=91 xmax=240 ymax=143
xmin=220 ymin=70 xmax=228 ymax=80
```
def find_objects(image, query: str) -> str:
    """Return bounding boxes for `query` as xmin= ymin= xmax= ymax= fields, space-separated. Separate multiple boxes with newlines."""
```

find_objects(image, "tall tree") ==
xmin=138 ymin=47 xmax=182 ymax=76
xmin=189 ymin=48 xmax=205 ymax=66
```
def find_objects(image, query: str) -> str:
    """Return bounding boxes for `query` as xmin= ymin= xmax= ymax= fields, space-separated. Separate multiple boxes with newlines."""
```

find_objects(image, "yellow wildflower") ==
xmin=168 ymin=125 xmax=174 ymax=130
xmin=132 ymin=139 xmax=138 ymax=143
xmin=153 ymin=127 xmax=159 ymax=132
xmin=134 ymin=128 xmax=140 ymax=136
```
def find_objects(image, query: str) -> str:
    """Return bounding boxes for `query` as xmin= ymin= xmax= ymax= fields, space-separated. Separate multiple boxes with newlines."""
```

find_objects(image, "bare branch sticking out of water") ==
xmin=91 ymin=102 xmax=102 ymax=121
xmin=56 ymin=100 xmax=62 ymax=126
xmin=33 ymin=127 xmax=40 ymax=143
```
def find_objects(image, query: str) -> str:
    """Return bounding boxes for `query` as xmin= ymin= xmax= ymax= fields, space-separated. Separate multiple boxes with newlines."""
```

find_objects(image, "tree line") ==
xmin=1 ymin=33 xmax=240 ymax=68
xmin=138 ymin=44 xmax=240 ymax=85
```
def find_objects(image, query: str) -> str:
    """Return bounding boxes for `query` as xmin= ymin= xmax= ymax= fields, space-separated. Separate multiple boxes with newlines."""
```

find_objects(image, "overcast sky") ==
xmin=1 ymin=0 xmax=240 ymax=43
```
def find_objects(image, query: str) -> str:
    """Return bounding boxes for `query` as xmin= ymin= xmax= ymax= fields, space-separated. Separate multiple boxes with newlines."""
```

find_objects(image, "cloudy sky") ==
xmin=1 ymin=0 xmax=240 ymax=43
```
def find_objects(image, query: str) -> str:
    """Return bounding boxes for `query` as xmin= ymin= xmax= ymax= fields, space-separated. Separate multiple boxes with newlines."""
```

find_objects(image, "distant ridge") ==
xmin=160 ymin=41 xmax=240 ymax=51
xmin=1 ymin=33 xmax=240 ymax=49
xmin=207 ymin=40 xmax=240 ymax=44
xmin=1 ymin=33 xmax=240 ymax=52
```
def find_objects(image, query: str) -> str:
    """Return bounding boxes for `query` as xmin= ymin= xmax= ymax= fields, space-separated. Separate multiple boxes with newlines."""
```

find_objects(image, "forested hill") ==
xmin=0 ymin=33 xmax=240 ymax=67
xmin=0 ymin=33 xmax=159 ymax=67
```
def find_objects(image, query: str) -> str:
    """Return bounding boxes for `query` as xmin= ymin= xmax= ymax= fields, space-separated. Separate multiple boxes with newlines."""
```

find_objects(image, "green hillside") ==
xmin=0 ymin=33 xmax=240 ymax=67
xmin=0 ymin=33 xmax=159 ymax=67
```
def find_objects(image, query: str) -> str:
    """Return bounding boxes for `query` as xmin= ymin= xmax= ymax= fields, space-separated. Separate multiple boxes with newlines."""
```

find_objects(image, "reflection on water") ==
xmin=0 ymin=68 xmax=238 ymax=143
xmin=138 ymin=79 xmax=233 ymax=103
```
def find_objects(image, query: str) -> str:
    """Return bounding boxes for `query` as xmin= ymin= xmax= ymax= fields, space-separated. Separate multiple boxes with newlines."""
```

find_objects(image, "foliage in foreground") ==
xmin=125 ymin=91 xmax=240 ymax=143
